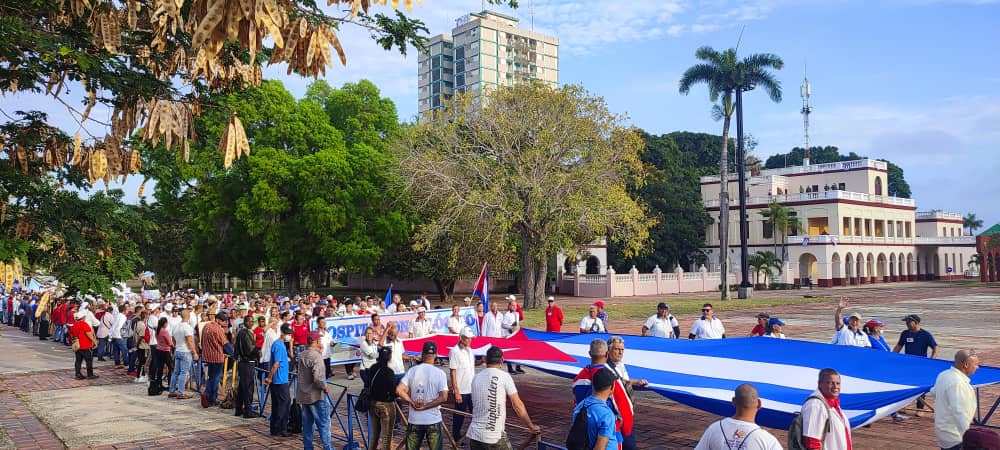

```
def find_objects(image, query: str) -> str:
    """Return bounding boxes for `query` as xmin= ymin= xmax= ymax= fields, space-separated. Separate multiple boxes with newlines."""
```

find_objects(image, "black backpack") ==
xmin=787 ymin=395 xmax=832 ymax=450
xmin=565 ymin=404 xmax=591 ymax=450
xmin=288 ymin=401 xmax=302 ymax=433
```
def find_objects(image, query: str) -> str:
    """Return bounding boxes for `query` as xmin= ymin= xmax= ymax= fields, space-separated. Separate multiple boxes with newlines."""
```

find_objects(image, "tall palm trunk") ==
xmin=718 ymin=111 xmax=732 ymax=300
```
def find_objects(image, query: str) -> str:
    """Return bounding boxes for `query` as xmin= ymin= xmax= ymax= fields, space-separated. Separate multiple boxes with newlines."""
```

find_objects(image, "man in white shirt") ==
xmin=831 ymin=298 xmax=870 ymax=348
xmin=381 ymin=325 xmax=409 ymax=379
xmin=385 ymin=294 xmax=402 ymax=314
xmin=467 ymin=346 xmax=540 ymax=448
xmin=801 ymin=368 xmax=852 ymax=450
xmin=397 ymin=341 xmax=450 ymax=450
xmin=447 ymin=305 xmax=464 ymax=334
xmin=695 ymin=383 xmax=782 ymax=450
xmin=641 ymin=302 xmax=679 ymax=338
xmin=689 ymin=303 xmax=725 ymax=339
xmin=933 ymin=349 xmax=980 ymax=450
xmin=449 ymin=328 xmax=480 ymax=443
xmin=580 ymin=305 xmax=606 ymax=334
xmin=606 ymin=336 xmax=647 ymax=450
xmin=410 ymin=307 xmax=434 ymax=338
xmin=481 ymin=302 xmax=504 ymax=338
xmin=501 ymin=300 xmax=520 ymax=338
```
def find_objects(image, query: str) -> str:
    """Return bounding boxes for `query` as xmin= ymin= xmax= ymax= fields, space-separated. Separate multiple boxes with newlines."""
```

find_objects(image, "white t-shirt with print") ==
xmin=580 ymin=316 xmax=605 ymax=333
xmin=400 ymin=363 xmax=449 ymax=425
xmin=694 ymin=417 xmax=783 ymax=450
xmin=467 ymin=367 xmax=518 ymax=444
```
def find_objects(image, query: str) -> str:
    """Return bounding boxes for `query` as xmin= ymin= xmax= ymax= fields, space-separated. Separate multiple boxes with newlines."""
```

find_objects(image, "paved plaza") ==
xmin=1 ymin=282 xmax=998 ymax=449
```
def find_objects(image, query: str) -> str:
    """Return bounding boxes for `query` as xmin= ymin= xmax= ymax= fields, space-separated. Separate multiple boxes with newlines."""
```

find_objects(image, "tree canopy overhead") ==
xmin=397 ymin=83 xmax=651 ymax=308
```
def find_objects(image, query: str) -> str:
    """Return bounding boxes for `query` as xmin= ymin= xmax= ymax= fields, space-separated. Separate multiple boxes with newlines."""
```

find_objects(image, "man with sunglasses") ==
xmin=689 ymin=303 xmax=726 ymax=340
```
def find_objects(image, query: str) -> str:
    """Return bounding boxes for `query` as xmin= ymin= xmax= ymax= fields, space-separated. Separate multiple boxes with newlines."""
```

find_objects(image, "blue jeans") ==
xmin=302 ymin=399 xmax=333 ymax=450
xmin=206 ymin=362 xmax=224 ymax=403
xmin=97 ymin=337 xmax=109 ymax=358
xmin=111 ymin=338 xmax=127 ymax=365
xmin=191 ymin=358 xmax=203 ymax=391
xmin=170 ymin=351 xmax=193 ymax=394
xmin=53 ymin=324 xmax=64 ymax=342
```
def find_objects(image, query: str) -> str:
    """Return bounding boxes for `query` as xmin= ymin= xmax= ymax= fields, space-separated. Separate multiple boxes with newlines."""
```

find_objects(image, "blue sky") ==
xmin=7 ymin=0 xmax=1000 ymax=230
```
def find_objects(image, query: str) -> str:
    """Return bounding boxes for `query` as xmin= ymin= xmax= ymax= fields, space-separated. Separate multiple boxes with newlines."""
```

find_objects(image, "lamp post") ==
xmin=736 ymin=83 xmax=754 ymax=299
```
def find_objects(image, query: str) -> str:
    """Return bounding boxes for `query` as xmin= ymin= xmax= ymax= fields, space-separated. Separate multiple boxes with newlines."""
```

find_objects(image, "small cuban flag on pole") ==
xmin=383 ymin=283 xmax=394 ymax=309
xmin=473 ymin=262 xmax=489 ymax=310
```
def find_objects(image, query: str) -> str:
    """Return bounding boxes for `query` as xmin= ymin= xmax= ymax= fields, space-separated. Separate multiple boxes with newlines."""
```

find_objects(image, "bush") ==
xmin=767 ymin=283 xmax=800 ymax=290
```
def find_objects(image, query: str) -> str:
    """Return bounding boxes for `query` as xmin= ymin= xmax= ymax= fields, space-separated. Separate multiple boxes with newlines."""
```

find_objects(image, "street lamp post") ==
xmin=736 ymin=84 xmax=753 ymax=299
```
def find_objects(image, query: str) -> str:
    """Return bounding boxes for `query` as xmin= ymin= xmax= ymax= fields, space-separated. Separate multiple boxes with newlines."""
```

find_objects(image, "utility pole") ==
xmin=737 ymin=85 xmax=753 ymax=299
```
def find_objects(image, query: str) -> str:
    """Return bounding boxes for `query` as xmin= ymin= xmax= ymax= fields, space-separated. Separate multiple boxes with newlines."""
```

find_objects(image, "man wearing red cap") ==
xmin=594 ymin=301 xmax=608 ymax=330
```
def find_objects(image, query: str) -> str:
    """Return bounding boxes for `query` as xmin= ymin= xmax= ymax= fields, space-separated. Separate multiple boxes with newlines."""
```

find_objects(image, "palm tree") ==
xmin=680 ymin=46 xmax=783 ymax=300
xmin=964 ymin=213 xmax=983 ymax=236
xmin=748 ymin=250 xmax=783 ymax=287
xmin=758 ymin=200 xmax=800 ymax=261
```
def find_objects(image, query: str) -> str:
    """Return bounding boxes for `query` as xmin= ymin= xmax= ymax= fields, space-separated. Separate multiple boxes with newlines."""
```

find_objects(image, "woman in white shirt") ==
xmin=358 ymin=326 xmax=379 ymax=385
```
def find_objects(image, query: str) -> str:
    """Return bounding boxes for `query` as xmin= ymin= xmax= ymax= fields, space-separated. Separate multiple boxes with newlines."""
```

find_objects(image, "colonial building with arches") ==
xmin=977 ymin=224 xmax=1000 ymax=282
xmin=700 ymin=158 xmax=978 ymax=287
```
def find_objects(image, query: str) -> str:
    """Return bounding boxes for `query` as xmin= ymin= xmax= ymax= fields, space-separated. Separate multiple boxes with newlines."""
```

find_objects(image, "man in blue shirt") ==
xmin=893 ymin=314 xmax=938 ymax=413
xmin=265 ymin=323 xmax=293 ymax=437
xmin=572 ymin=368 xmax=620 ymax=450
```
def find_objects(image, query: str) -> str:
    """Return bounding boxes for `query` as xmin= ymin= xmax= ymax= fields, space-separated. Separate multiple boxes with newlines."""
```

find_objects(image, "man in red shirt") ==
xmin=545 ymin=296 xmax=564 ymax=332
xmin=254 ymin=316 xmax=266 ymax=351
xmin=69 ymin=310 xmax=98 ymax=380
xmin=749 ymin=312 xmax=769 ymax=336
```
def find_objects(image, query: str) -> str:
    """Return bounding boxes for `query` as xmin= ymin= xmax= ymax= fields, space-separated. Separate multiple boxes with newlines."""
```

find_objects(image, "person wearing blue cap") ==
xmin=763 ymin=317 xmax=785 ymax=339
xmin=642 ymin=303 xmax=679 ymax=338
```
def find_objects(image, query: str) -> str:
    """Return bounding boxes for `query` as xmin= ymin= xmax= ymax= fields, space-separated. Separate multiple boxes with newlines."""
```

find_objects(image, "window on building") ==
xmin=875 ymin=177 xmax=883 ymax=196
xmin=763 ymin=220 xmax=773 ymax=239
xmin=838 ymin=182 xmax=846 ymax=191
xmin=456 ymin=47 xmax=465 ymax=60
xmin=905 ymin=222 xmax=912 ymax=238
xmin=887 ymin=220 xmax=895 ymax=237
xmin=456 ymin=74 xmax=465 ymax=87
xmin=874 ymin=220 xmax=884 ymax=237
xmin=788 ymin=212 xmax=799 ymax=236
xmin=864 ymin=219 xmax=872 ymax=236
xmin=456 ymin=61 xmax=465 ymax=73
xmin=808 ymin=217 xmax=830 ymax=235
xmin=812 ymin=185 xmax=819 ymax=193
xmin=854 ymin=218 xmax=862 ymax=236
xmin=843 ymin=217 xmax=851 ymax=236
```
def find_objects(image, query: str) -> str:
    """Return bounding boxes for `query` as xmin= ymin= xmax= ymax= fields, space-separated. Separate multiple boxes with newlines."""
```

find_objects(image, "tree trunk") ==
xmin=284 ymin=267 xmax=301 ymax=294
xmin=718 ymin=112 xmax=732 ymax=300
xmin=518 ymin=236 xmax=548 ymax=309
xmin=433 ymin=279 xmax=456 ymax=304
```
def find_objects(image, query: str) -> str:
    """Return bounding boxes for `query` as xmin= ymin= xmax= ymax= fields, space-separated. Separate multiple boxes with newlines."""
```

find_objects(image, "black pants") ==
xmin=75 ymin=349 xmax=94 ymax=377
xmin=324 ymin=358 xmax=332 ymax=379
xmin=236 ymin=360 xmax=256 ymax=416
xmin=270 ymin=382 xmax=290 ymax=435
xmin=150 ymin=349 xmax=169 ymax=390
xmin=452 ymin=393 xmax=473 ymax=440
xmin=135 ymin=349 xmax=147 ymax=378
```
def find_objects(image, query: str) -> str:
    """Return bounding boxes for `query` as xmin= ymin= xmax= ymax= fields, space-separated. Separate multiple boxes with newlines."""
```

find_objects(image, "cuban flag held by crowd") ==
xmin=511 ymin=330 xmax=1000 ymax=430
xmin=473 ymin=262 xmax=489 ymax=310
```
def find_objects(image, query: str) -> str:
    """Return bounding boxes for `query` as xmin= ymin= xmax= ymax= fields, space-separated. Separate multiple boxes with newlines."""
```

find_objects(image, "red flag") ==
xmin=401 ymin=329 xmax=576 ymax=362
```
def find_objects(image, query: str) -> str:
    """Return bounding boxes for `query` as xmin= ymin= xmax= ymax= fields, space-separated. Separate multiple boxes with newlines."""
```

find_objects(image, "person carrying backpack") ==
xmin=694 ymin=383 xmax=782 ymax=450
xmin=788 ymin=368 xmax=852 ymax=450
xmin=569 ymin=368 xmax=619 ymax=450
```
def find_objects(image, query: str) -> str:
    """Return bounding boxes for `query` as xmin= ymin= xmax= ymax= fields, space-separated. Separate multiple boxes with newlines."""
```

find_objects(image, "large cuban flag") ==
xmin=512 ymin=330 xmax=1000 ymax=430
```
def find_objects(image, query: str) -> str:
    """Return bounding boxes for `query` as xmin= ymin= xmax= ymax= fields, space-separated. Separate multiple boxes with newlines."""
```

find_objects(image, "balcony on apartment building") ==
xmin=916 ymin=211 xmax=964 ymax=221
xmin=703 ymin=189 xmax=916 ymax=208
xmin=700 ymin=159 xmax=888 ymax=184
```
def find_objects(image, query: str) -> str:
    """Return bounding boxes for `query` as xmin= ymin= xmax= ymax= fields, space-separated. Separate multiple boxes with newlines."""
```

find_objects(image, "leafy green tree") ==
xmin=758 ymin=200 xmax=800 ymax=262
xmin=964 ymin=213 xmax=983 ymax=236
xmin=397 ymin=83 xmax=651 ymax=308
xmin=748 ymin=250 xmax=782 ymax=286
xmin=679 ymin=46 xmax=784 ymax=299
xmin=609 ymin=132 xmax=711 ymax=272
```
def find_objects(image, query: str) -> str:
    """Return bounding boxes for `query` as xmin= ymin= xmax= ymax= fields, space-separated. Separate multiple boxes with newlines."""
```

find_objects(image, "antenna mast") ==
xmin=530 ymin=0 xmax=534 ymax=31
xmin=800 ymin=65 xmax=812 ymax=166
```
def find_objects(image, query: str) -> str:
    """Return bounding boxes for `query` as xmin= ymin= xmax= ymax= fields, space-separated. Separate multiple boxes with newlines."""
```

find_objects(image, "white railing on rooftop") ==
xmin=916 ymin=211 xmax=963 ymax=221
xmin=700 ymin=159 xmax=887 ymax=183
xmin=703 ymin=189 xmax=915 ymax=208
xmin=785 ymin=235 xmax=974 ymax=246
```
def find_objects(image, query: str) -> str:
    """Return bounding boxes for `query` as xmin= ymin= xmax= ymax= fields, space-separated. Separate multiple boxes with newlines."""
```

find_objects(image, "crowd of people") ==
xmin=2 ymin=285 xmax=999 ymax=450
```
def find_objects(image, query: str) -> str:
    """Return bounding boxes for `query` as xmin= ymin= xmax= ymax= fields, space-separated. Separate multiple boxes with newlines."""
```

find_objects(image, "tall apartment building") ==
xmin=417 ymin=11 xmax=559 ymax=119
xmin=700 ymin=158 xmax=977 ymax=286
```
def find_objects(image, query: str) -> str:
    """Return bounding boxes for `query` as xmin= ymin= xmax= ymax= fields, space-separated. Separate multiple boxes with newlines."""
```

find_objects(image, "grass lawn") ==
xmin=520 ymin=295 xmax=835 ymax=329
